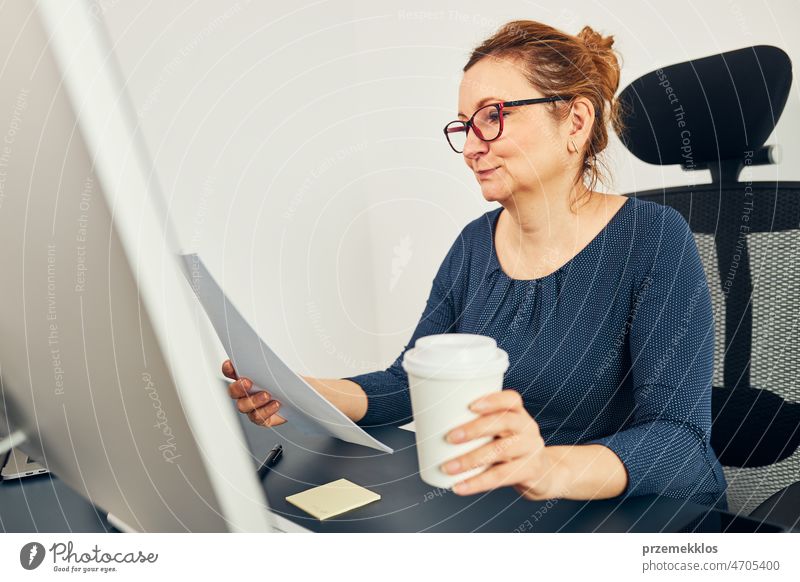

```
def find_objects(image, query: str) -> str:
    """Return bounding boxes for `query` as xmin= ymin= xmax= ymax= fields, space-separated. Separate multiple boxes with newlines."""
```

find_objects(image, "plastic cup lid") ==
xmin=401 ymin=333 xmax=509 ymax=379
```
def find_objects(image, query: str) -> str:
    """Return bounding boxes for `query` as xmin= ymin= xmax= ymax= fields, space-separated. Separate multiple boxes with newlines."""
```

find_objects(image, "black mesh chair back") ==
xmin=616 ymin=45 xmax=799 ymax=525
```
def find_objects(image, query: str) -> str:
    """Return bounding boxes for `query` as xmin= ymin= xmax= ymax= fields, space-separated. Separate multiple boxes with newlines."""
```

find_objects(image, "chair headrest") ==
xmin=617 ymin=45 xmax=792 ymax=166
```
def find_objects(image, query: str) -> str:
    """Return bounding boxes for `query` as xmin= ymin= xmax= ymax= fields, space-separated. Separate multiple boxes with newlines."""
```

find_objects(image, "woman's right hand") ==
xmin=222 ymin=359 xmax=287 ymax=427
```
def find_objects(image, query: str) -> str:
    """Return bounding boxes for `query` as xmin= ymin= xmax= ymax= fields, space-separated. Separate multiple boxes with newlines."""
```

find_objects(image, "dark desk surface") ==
xmin=0 ymin=422 xmax=785 ymax=533
xmin=257 ymin=424 xmax=728 ymax=533
xmin=0 ymin=468 xmax=111 ymax=533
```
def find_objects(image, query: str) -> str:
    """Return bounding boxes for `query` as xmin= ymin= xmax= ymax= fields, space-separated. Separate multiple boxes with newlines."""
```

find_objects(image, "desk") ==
xmin=0 ymin=470 xmax=111 ymax=532
xmin=0 ymin=423 xmax=786 ymax=533
xmin=256 ymin=424 xmax=763 ymax=533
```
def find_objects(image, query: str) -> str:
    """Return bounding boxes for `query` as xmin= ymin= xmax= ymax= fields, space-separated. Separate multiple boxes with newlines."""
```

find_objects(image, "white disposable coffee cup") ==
xmin=402 ymin=333 xmax=509 ymax=489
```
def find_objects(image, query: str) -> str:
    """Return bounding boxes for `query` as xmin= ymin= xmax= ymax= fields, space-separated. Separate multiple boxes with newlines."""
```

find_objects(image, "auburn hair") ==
xmin=464 ymin=20 xmax=624 ymax=202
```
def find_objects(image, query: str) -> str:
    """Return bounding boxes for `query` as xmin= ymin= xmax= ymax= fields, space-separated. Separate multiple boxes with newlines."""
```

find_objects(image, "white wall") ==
xmin=99 ymin=0 xmax=800 ymax=378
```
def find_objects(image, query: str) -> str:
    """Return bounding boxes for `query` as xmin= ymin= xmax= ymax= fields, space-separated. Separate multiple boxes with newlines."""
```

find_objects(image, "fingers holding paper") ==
xmin=222 ymin=359 xmax=238 ymax=380
xmin=246 ymin=402 xmax=286 ymax=427
xmin=222 ymin=359 xmax=287 ymax=427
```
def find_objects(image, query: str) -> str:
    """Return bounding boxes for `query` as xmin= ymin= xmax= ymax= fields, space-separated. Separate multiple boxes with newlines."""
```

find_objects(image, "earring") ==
xmin=569 ymin=139 xmax=579 ymax=154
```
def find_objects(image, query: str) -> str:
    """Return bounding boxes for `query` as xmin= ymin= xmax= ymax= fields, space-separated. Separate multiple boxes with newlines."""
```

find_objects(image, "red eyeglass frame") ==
xmin=443 ymin=95 xmax=572 ymax=153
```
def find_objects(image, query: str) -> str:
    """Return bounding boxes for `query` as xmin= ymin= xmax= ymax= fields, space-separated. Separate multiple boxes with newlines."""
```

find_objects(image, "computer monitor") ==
xmin=0 ymin=0 xmax=275 ymax=532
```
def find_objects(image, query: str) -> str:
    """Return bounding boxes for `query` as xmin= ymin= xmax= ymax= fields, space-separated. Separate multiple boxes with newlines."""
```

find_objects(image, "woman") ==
xmin=224 ymin=20 xmax=728 ymax=509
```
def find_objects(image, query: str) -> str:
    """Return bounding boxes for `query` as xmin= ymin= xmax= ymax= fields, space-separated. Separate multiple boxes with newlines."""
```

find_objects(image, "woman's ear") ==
xmin=566 ymin=96 xmax=595 ymax=151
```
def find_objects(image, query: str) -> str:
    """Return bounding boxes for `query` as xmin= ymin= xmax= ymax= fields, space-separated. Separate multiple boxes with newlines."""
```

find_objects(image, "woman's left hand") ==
xmin=442 ymin=389 xmax=565 ymax=500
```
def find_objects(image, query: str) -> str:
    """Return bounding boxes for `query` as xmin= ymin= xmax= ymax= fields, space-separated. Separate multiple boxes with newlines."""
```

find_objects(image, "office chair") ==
xmin=616 ymin=45 xmax=800 ymax=529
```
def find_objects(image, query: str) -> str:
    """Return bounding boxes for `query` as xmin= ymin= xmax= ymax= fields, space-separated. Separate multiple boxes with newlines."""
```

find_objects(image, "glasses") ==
xmin=443 ymin=96 xmax=571 ymax=153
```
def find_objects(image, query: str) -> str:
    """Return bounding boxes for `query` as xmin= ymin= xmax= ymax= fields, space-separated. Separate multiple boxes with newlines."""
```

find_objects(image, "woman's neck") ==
xmin=499 ymin=183 xmax=598 ymax=252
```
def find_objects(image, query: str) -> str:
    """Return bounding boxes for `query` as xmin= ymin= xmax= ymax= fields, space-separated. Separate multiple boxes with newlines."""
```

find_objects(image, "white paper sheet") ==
xmin=179 ymin=253 xmax=393 ymax=454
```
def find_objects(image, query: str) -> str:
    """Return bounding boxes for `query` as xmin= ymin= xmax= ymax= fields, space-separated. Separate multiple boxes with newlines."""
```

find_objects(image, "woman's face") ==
xmin=457 ymin=56 xmax=571 ymax=203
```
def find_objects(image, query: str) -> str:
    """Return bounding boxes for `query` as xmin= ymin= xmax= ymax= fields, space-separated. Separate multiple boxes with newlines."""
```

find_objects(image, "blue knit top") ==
xmin=344 ymin=196 xmax=728 ymax=509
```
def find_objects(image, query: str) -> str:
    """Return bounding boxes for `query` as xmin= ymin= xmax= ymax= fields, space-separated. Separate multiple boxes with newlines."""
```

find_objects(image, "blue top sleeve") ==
xmin=585 ymin=207 xmax=722 ymax=499
xmin=343 ymin=230 xmax=465 ymax=426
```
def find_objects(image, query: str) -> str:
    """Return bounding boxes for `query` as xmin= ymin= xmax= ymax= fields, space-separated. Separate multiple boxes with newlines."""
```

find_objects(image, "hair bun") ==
xmin=576 ymin=25 xmax=621 ymax=98
xmin=577 ymin=25 xmax=615 ymax=54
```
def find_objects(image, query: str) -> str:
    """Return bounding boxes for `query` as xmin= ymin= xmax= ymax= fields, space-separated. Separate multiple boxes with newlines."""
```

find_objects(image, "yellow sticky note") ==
xmin=285 ymin=478 xmax=381 ymax=520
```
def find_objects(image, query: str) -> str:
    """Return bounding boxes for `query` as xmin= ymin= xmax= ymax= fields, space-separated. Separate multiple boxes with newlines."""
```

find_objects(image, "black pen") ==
xmin=257 ymin=444 xmax=283 ymax=481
